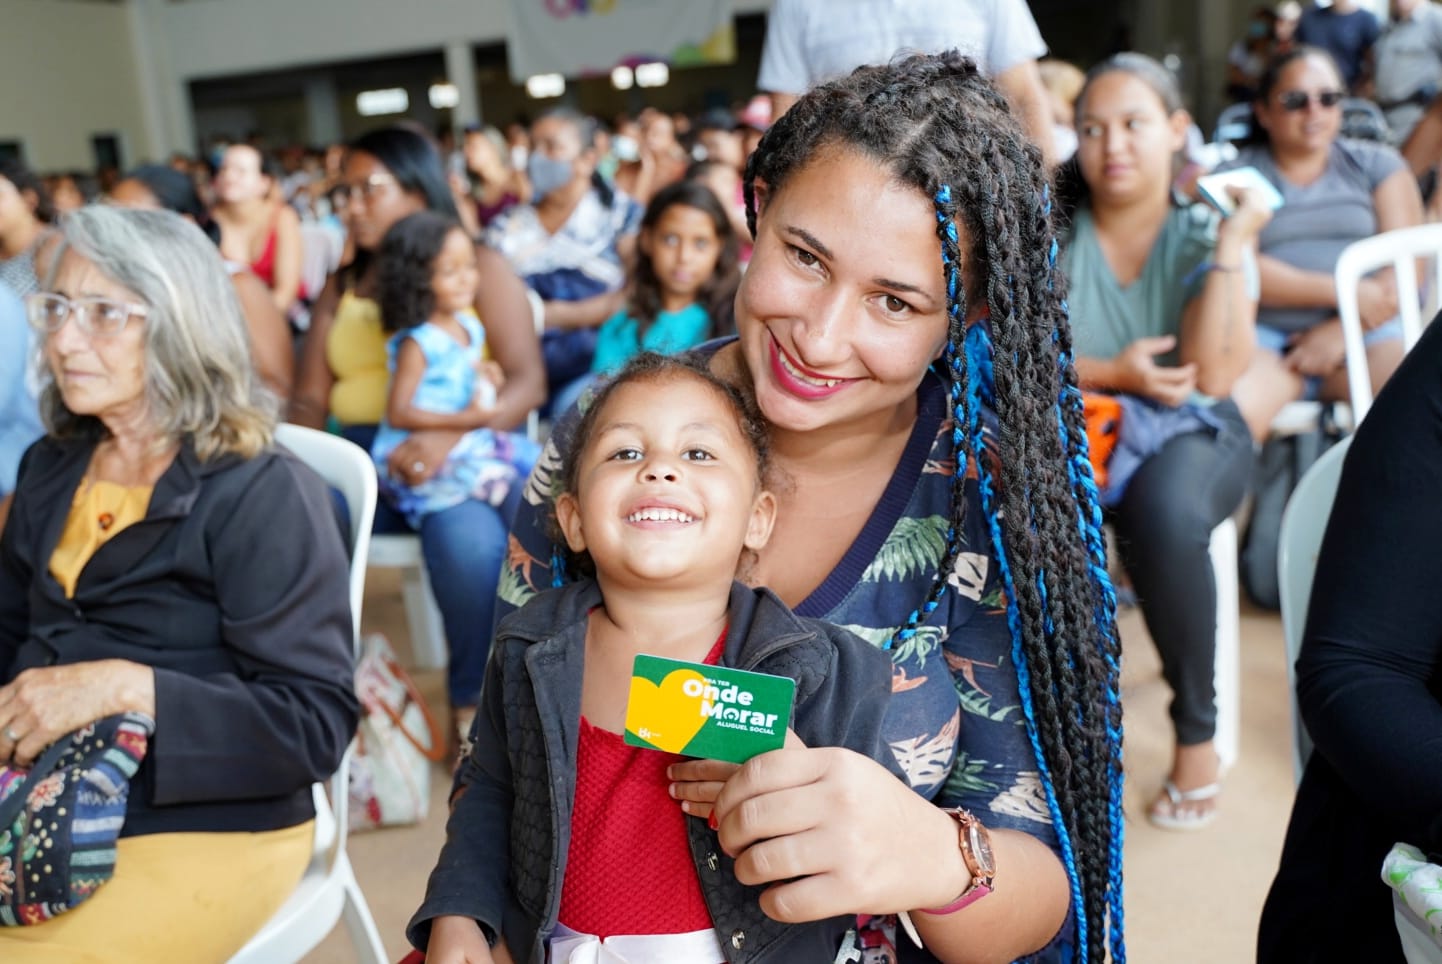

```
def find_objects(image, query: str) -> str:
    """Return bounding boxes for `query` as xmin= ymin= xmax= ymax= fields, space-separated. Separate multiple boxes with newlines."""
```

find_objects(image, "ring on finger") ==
xmin=411 ymin=460 xmax=426 ymax=473
xmin=4 ymin=727 xmax=17 ymax=743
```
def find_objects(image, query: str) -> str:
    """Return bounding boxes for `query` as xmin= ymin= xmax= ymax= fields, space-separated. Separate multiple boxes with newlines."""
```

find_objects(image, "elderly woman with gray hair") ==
xmin=0 ymin=205 xmax=358 ymax=961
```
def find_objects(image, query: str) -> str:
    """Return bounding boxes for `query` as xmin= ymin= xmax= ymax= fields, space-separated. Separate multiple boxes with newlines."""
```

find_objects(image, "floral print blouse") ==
xmin=495 ymin=361 xmax=1060 ymax=850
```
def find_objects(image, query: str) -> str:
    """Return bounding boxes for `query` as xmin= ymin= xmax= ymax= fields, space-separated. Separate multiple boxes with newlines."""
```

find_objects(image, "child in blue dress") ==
xmin=371 ymin=211 xmax=539 ymax=526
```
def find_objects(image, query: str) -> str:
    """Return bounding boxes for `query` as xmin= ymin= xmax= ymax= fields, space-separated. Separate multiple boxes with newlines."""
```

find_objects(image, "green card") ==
xmin=623 ymin=654 xmax=795 ymax=763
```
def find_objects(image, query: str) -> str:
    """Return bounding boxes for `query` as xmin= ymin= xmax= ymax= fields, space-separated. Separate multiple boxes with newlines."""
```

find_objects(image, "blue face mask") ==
xmin=527 ymin=153 xmax=574 ymax=200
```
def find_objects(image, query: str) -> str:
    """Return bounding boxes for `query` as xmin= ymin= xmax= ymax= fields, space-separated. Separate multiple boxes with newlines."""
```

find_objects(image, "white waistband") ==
xmin=548 ymin=922 xmax=725 ymax=964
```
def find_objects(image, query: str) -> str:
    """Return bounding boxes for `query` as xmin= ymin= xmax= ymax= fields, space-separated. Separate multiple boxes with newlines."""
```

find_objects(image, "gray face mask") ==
xmin=527 ymin=153 xmax=574 ymax=200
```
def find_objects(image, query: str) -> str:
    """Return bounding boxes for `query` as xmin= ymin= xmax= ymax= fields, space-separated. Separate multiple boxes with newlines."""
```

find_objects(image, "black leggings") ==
xmin=1108 ymin=400 xmax=1255 ymax=747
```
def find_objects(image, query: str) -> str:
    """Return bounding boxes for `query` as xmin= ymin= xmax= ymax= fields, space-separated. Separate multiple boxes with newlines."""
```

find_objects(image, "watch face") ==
xmin=967 ymin=823 xmax=996 ymax=875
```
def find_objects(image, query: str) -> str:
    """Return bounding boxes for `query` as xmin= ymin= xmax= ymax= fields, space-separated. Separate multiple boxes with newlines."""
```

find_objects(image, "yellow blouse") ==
xmin=49 ymin=479 xmax=153 ymax=598
xmin=325 ymin=291 xmax=389 ymax=427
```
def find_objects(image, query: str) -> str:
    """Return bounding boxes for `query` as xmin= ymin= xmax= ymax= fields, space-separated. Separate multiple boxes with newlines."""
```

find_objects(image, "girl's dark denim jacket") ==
xmin=408 ymin=578 xmax=903 ymax=963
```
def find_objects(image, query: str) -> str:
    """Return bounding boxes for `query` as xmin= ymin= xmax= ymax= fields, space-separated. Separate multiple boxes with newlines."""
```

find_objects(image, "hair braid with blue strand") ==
xmin=745 ymin=51 xmax=1124 ymax=962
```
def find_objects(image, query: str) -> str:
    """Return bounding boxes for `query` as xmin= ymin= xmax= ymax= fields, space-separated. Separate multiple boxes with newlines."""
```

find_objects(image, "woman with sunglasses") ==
xmin=1220 ymin=46 xmax=1423 ymax=440
xmin=0 ymin=205 xmax=358 ymax=961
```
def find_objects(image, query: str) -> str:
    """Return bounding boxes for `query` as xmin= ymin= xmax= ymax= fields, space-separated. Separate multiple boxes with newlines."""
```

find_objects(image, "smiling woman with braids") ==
xmin=442 ymin=51 xmax=1124 ymax=964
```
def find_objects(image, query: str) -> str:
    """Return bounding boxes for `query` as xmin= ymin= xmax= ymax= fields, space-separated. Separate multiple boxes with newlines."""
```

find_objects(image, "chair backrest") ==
xmin=274 ymin=423 xmax=376 ymax=642
xmin=1277 ymin=433 xmax=1354 ymax=784
xmin=1212 ymin=97 xmax=1387 ymax=146
xmin=272 ymin=422 xmax=377 ymax=845
xmin=298 ymin=223 xmax=344 ymax=306
xmin=1212 ymin=102 xmax=1254 ymax=145
xmin=525 ymin=285 xmax=545 ymax=336
xmin=1335 ymin=223 xmax=1442 ymax=422
xmin=1340 ymin=97 xmax=1390 ymax=143
xmin=525 ymin=286 xmax=546 ymax=442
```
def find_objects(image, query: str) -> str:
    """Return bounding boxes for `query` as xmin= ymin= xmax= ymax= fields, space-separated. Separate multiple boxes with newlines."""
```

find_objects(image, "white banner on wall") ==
xmin=506 ymin=0 xmax=736 ymax=82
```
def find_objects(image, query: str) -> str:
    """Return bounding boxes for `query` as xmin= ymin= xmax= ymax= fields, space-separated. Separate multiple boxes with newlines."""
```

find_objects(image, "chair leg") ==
xmin=1209 ymin=519 xmax=1241 ymax=772
xmin=337 ymin=853 xmax=390 ymax=964
xmin=401 ymin=563 xmax=448 ymax=670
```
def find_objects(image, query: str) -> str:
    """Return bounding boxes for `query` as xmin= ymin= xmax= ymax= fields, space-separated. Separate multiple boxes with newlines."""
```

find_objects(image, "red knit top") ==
xmin=557 ymin=632 xmax=726 ymax=937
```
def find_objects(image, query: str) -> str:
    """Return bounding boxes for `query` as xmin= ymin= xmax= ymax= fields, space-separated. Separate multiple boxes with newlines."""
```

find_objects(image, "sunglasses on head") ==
xmin=1278 ymin=90 xmax=1344 ymax=111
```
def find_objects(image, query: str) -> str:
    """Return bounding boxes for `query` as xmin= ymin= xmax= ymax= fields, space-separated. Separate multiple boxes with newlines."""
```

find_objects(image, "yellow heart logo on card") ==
xmin=625 ymin=668 xmax=708 ymax=754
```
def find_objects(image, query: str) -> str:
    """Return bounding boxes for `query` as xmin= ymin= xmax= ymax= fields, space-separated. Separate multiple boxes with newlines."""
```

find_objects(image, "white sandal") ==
xmin=1147 ymin=779 xmax=1221 ymax=832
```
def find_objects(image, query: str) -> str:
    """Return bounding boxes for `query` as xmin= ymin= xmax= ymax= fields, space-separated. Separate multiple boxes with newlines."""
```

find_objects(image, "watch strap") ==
xmin=921 ymin=880 xmax=993 ymax=915
xmin=921 ymin=807 xmax=995 ymax=915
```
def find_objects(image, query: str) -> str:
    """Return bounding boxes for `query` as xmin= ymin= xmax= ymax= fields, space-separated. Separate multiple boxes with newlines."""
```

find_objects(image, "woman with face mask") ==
xmin=1227 ymin=7 xmax=1281 ymax=102
xmin=483 ymin=108 xmax=643 ymax=415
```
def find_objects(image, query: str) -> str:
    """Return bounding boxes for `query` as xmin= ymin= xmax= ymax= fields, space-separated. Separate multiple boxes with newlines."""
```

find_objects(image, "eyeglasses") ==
xmin=26 ymin=292 xmax=148 ymax=337
xmin=342 ymin=174 xmax=398 ymax=203
xmin=1278 ymin=90 xmax=1344 ymax=111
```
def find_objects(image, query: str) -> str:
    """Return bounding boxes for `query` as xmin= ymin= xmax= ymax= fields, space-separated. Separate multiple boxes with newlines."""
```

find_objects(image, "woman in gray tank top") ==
xmin=1221 ymin=46 xmax=1423 ymax=440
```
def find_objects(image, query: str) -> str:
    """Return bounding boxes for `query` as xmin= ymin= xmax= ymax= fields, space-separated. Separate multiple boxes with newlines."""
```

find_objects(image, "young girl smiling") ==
xmin=409 ymin=354 xmax=902 ymax=964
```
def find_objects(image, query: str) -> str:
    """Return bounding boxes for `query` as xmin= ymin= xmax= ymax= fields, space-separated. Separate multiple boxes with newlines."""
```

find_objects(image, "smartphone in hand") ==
xmin=1195 ymin=166 xmax=1284 ymax=217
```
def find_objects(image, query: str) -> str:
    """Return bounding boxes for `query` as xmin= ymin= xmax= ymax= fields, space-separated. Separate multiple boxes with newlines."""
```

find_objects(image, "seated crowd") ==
xmin=1 ymin=11 xmax=1441 ymax=960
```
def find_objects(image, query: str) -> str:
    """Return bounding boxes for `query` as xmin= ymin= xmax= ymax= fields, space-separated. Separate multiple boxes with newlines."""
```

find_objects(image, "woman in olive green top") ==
xmin=1060 ymin=53 xmax=1271 ymax=831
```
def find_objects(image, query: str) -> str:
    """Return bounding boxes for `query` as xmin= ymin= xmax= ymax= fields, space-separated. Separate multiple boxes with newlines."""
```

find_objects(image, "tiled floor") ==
xmin=304 ymin=570 xmax=1297 ymax=963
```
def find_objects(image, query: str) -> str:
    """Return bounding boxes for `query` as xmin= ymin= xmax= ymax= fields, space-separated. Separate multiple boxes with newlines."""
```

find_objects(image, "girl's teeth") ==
xmin=779 ymin=350 xmax=841 ymax=387
xmin=628 ymin=508 xmax=695 ymax=523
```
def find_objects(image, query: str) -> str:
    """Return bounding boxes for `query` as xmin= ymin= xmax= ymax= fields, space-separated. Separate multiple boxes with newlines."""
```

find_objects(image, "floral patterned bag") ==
xmin=0 ymin=712 xmax=153 ymax=926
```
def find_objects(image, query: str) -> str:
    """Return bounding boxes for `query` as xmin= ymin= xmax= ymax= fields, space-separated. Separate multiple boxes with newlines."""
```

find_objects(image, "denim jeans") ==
xmin=344 ymin=424 xmax=518 ymax=707
xmin=1107 ymin=399 xmax=1255 ymax=746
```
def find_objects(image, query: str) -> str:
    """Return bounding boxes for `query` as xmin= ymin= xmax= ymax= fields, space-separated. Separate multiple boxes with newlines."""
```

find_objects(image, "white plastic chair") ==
xmin=1335 ymin=223 xmax=1442 ymax=423
xmin=1340 ymin=97 xmax=1391 ymax=143
xmin=368 ymin=533 xmax=448 ymax=670
xmin=368 ymin=285 xmax=550 ymax=673
xmin=1269 ymin=399 xmax=1353 ymax=439
xmin=1209 ymin=518 xmax=1242 ymax=772
xmin=298 ymin=224 xmax=345 ymax=310
xmin=1210 ymin=98 xmax=1387 ymax=150
xmin=1276 ymin=433 xmax=1354 ymax=785
xmin=231 ymin=424 xmax=387 ymax=964
xmin=1112 ymin=518 xmax=1241 ymax=771
xmin=1211 ymin=102 xmax=1254 ymax=144
xmin=524 ymin=285 xmax=546 ymax=441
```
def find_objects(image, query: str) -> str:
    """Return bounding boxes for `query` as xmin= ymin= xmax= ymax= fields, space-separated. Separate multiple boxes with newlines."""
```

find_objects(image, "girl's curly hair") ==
xmin=375 ymin=210 xmax=463 ymax=332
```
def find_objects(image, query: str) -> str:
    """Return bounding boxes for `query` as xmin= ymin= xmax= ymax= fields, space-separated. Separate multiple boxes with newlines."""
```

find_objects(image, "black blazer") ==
xmin=0 ymin=434 xmax=360 ymax=836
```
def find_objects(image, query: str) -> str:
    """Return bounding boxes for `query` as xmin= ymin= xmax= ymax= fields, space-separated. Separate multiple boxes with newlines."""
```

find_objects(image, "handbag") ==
xmin=349 ymin=633 xmax=447 ymax=831
xmin=1241 ymin=404 xmax=1346 ymax=609
xmin=0 ymin=712 xmax=154 ymax=926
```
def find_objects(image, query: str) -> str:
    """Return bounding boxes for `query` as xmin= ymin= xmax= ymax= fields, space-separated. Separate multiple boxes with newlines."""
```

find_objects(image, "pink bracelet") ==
xmin=921 ymin=881 xmax=993 ymax=915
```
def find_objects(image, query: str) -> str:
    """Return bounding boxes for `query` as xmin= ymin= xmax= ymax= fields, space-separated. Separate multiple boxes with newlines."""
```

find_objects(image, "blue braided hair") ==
xmin=932 ymin=180 xmax=1124 ymax=962
xmin=742 ymin=51 xmax=1124 ymax=961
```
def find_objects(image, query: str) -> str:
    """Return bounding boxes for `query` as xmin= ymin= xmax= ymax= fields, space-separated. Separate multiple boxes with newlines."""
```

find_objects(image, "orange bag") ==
xmin=1082 ymin=393 xmax=1122 ymax=489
